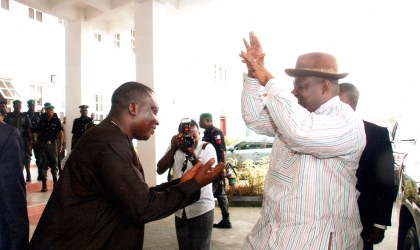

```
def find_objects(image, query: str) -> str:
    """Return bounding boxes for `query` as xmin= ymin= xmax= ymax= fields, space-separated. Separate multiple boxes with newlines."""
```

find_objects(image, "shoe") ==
xmin=41 ymin=187 xmax=47 ymax=192
xmin=213 ymin=220 xmax=232 ymax=229
xmin=26 ymin=179 xmax=31 ymax=182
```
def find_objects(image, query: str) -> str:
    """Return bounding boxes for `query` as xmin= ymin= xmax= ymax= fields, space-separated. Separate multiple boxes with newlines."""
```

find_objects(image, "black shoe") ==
xmin=213 ymin=220 xmax=232 ymax=229
xmin=41 ymin=187 xmax=47 ymax=192
xmin=26 ymin=179 xmax=31 ymax=182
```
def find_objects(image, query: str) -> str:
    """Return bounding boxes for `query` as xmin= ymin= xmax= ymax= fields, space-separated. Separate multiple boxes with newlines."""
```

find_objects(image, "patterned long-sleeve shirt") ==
xmin=241 ymin=74 xmax=366 ymax=250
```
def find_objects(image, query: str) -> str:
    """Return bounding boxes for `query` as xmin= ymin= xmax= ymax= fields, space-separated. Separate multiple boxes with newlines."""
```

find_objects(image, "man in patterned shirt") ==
xmin=239 ymin=32 xmax=366 ymax=249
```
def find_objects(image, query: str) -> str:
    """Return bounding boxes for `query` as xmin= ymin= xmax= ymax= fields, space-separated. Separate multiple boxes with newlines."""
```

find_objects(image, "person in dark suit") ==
xmin=339 ymin=83 xmax=395 ymax=250
xmin=29 ymin=82 xmax=224 ymax=250
xmin=0 ymin=122 xmax=29 ymax=250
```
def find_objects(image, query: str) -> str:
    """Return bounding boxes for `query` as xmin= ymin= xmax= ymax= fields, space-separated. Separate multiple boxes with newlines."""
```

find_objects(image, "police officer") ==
xmin=25 ymin=99 xmax=42 ymax=181
xmin=71 ymin=105 xmax=92 ymax=149
xmin=38 ymin=105 xmax=63 ymax=192
xmin=0 ymin=101 xmax=7 ymax=121
xmin=3 ymin=100 xmax=33 ymax=182
xmin=199 ymin=113 xmax=232 ymax=229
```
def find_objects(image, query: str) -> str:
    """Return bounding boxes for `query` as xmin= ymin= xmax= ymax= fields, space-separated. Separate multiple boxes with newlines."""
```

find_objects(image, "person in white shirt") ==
xmin=157 ymin=118 xmax=217 ymax=250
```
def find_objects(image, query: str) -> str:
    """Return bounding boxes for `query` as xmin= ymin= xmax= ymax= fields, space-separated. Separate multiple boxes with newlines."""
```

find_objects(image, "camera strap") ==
xmin=202 ymin=142 xmax=210 ymax=150
xmin=181 ymin=155 xmax=189 ymax=174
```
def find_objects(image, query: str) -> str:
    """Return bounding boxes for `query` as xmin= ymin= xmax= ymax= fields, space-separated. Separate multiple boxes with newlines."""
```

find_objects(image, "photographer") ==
xmin=157 ymin=119 xmax=218 ymax=250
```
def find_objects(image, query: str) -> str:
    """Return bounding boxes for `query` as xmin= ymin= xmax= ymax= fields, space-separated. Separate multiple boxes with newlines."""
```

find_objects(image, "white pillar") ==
xmin=134 ymin=0 xmax=168 ymax=186
xmin=64 ymin=16 xmax=90 ymax=152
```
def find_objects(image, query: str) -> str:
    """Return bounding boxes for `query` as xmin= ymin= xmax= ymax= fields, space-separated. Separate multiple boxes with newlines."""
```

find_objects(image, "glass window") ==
xmin=29 ymin=8 xmax=34 ymax=19
xmin=130 ymin=29 xmax=135 ymax=53
xmin=36 ymin=10 xmax=42 ymax=22
xmin=0 ymin=79 xmax=20 ymax=99
xmin=114 ymin=34 xmax=120 ymax=48
xmin=95 ymin=94 xmax=104 ymax=121
xmin=29 ymin=83 xmax=43 ymax=110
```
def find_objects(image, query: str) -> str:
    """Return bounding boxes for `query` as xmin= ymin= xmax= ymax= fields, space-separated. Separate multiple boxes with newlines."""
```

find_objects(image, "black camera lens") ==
xmin=182 ymin=135 xmax=194 ymax=148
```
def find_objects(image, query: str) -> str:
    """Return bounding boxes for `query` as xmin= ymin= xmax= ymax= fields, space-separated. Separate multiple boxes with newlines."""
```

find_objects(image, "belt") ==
xmin=42 ymin=140 xmax=56 ymax=144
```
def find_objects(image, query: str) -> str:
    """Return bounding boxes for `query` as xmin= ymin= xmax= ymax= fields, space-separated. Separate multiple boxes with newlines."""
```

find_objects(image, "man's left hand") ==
xmin=242 ymin=31 xmax=266 ymax=77
xmin=367 ymin=227 xmax=385 ymax=244
xmin=239 ymin=50 xmax=274 ymax=86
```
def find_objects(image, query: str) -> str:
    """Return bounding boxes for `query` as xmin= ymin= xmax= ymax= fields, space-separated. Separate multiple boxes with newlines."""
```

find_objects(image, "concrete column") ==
xmin=64 ymin=16 xmax=90 ymax=153
xmin=134 ymin=0 xmax=168 ymax=186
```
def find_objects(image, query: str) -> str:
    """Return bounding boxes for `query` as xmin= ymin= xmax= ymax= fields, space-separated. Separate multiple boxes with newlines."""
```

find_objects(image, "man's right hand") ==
xmin=179 ymin=158 xmax=225 ymax=187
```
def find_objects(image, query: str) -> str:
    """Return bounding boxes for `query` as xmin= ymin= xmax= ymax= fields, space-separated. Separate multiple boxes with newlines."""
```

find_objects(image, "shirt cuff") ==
xmin=243 ymin=73 xmax=260 ymax=91
xmin=373 ymin=224 xmax=387 ymax=230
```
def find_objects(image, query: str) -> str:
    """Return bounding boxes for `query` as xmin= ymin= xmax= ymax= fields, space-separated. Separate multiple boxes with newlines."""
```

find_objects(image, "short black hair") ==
xmin=178 ymin=119 xmax=199 ymax=133
xmin=110 ymin=82 xmax=154 ymax=111
xmin=0 ymin=101 xmax=6 ymax=105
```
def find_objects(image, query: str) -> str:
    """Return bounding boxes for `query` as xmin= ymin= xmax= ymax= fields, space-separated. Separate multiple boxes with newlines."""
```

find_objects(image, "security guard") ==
xmin=24 ymin=99 xmax=42 ymax=181
xmin=71 ymin=105 xmax=92 ymax=149
xmin=0 ymin=101 xmax=7 ymax=121
xmin=38 ymin=105 xmax=63 ymax=192
xmin=199 ymin=113 xmax=232 ymax=229
xmin=3 ymin=100 xmax=33 ymax=182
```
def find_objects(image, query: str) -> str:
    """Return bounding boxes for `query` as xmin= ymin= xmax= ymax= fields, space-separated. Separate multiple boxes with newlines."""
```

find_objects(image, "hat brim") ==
xmin=284 ymin=69 xmax=348 ymax=79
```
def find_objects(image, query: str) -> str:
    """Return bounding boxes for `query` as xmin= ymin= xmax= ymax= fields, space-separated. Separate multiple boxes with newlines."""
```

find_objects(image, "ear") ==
xmin=128 ymin=103 xmax=137 ymax=116
xmin=321 ymin=79 xmax=331 ymax=94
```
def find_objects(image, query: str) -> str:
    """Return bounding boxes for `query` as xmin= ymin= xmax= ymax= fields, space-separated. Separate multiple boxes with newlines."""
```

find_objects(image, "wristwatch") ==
xmin=188 ymin=155 xmax=197 ymax=161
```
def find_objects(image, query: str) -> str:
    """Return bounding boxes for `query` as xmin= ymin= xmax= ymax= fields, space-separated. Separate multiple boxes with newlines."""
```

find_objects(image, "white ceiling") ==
xmin=13 ymin=0 xmax=218 ymax=34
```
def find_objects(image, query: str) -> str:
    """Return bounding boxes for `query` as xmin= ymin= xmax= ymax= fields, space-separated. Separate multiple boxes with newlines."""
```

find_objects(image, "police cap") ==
xmin=27 ymin=99 xmax=35 ymax=104
xmin=45 ymin=105 xmax=55 ymax=110
xmin=13 ymin=100 xmax=22 ymax=104
xmin=79 ymin=105 xmax=89 ymax=109
xmin=44 ymin=102 xmax=51 ymax=107
xmin=200 ymin=113 xmax=212 ymax=119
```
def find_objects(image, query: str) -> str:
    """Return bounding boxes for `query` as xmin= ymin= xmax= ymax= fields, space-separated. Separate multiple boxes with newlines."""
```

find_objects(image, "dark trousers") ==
xmin=32 ymin=134 xmax=41 ymax=177
xmin=39 ymin=141 xmax=58 ymax=185
xmin=23 ymin=138 xmax=33 ymax=180
xmin=175 ymin=209 xmax=214 ymax=250
xmin=215 ymin=179 xmax=229 ymax=217
xmin=363 ymin=241 xmax=373 ymax=250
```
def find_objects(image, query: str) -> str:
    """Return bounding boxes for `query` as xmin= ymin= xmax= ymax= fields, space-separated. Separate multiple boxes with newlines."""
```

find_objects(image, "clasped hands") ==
xmin=239 ymin=31 xmax=274 ymax=86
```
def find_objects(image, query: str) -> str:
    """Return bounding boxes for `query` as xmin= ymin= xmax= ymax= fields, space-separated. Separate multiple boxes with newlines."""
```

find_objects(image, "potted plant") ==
xmin=225 ymin=156 xmax=269 ymax=206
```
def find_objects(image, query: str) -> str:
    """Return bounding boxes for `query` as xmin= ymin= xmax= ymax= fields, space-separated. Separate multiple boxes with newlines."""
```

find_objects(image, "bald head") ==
xmin=339 ymin=82 xmax=359 ymax=111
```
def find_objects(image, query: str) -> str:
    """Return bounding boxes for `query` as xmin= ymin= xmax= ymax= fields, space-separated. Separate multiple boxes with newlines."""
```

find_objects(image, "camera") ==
xmin=180 ymin=118 xmax=194 ymax=148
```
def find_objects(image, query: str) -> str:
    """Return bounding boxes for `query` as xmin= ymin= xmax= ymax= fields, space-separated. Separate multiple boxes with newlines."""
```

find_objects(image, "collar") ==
xmin=314 ymin=96 xmax=341 ymax=115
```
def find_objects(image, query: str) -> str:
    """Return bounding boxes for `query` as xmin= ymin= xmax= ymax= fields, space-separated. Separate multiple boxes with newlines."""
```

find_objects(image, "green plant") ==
xmin=226 ymin=156 xmax=269 ymax=197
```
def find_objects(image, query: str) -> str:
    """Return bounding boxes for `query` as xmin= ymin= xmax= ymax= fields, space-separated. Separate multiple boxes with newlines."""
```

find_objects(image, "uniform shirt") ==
xmin=169 ymin=141 xmax=216 ymax=219
xmin=202 ymin=125 xmax=226 ymax=163
xmin=25 ymin=111 xmax=42 ymax=133
xmin=71 ymin=117 xmax=93 ymax=138
xmin=241 ymin=74 xmax=366 ymax=250
xmin=3 ymin=112 xmax=32 ymax=138
xmin=38 ymin=116 xmax=63 ymax=142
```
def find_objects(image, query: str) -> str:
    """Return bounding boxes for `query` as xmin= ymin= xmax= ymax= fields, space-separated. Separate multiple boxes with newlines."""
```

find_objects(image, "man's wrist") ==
xmin=187 ymin=154 xmax=197 ymax=161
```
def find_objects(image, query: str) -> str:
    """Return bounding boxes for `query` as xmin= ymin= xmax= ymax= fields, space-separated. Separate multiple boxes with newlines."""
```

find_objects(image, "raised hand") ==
xmin=239 ymin=50 xmax=274 ymax=86
xmin=241 ymin=31 xmax=266 ymax=77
